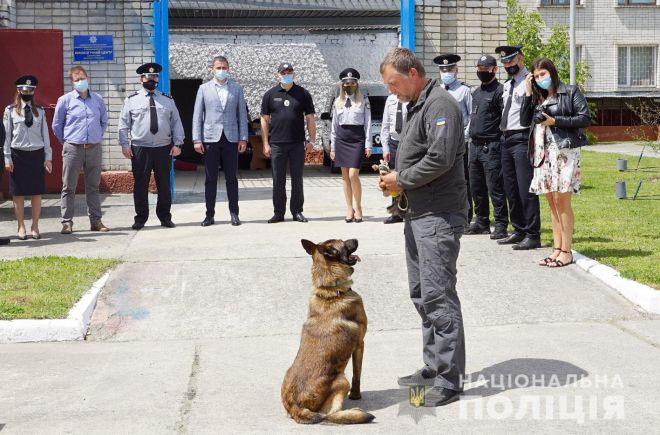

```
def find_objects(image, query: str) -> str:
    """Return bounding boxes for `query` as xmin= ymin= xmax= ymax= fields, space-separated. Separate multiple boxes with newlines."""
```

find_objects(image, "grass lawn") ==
xmin=0 ymin=256 xmax=120 ymax=320
xmin=539 ymin=150 xmax=659 ymax=289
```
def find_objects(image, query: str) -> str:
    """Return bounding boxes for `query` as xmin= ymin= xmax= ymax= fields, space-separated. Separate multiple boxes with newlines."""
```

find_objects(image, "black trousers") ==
xmin=469 ymin=140 xmax=509 ymax=229
xmin=463 ymin=141 xmax=473 ymax=223
xmin=501 ymin=132 xmax=540 ymax=238
xmin=271 ymin=141 xmax=305 ymax=216
xmin=131 ymin=145 xmax=172 ymax=224
xmin=387 ymin=138 xmax=399 ymax=169
xmin=204 ymin=133 xmax=239 ymax=217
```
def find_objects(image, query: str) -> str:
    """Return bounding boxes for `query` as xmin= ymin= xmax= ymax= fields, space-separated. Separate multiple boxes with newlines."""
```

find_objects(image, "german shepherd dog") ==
xmin=281 ymin=238 xmax=375 ymax=425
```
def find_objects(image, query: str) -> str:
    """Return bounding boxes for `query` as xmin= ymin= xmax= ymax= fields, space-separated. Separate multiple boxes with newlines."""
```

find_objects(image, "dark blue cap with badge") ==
xmin=136 ymin=62 xmax=162 ymax=75
xmin=495 ymin=45 xmax=523 ymax=63
xmin=433 ymin=53 xmax=461 ymax=68
xmin=15 ymin=75 xmax=38 ymax=90
xmin=339 ymin=68 xmax=360 ymax=81
xmin=477 ymin=55 xmax=497 ymax=67
xmin=277 ymin=62 xmax=294 ymax=72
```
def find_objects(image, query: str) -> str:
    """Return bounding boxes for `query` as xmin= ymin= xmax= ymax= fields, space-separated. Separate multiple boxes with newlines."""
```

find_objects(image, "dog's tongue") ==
xmin=349 ymin=255 xmax=361 ymax=262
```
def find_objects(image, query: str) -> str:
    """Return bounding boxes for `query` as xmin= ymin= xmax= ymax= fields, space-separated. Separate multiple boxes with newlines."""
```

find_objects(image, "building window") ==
xmin=618 ymin=46 xmax=656 ymax=86
xmin=540 ymin=0 xmax=582 ymax=5
xmin=617 ymin=0 xmax=656 ymax=5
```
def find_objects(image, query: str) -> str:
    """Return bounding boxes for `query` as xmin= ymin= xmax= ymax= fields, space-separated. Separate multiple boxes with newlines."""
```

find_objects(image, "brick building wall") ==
xmin=415 ymin=0 xmax=508 ymax=83
xmin=1 ymin=0 xmax=154 ymax=171
xmin=518 ymin=0 xmax=660 ymax=97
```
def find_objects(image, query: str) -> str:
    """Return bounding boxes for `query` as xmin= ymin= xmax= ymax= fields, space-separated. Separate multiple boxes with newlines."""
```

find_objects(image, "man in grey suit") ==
xmin=193 ymin=55 xmax=249 ymax=226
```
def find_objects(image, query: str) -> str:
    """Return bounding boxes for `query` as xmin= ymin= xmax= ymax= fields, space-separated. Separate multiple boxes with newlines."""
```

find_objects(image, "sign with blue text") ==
xmin=73 ymin=35 xmax=114 ymax=61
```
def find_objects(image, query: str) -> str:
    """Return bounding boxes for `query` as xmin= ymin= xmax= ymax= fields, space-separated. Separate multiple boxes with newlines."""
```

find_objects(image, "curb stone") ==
xmin=573 ymin=251 xmax=660 ymax=314
xmin=0 ymin=273 xmax=110 ymax=344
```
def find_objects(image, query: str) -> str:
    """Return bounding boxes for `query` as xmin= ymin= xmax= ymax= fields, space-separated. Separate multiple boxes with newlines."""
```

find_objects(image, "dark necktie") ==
xmin=395 ymin=101 xmax=403 ymax=134
xmin=149 ymin=94 xmax=158 ymax=134
xmin=345 ymin=98 xmax=352 ymax=108
xmin=24 ymin=105 xmax=33 ymax=128
xmin=500 ymin=78 xmax=515 ymax=131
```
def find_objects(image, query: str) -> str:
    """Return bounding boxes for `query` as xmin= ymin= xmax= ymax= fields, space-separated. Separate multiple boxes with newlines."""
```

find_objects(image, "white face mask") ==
xmin=74 ymin=79 xmax=89 ymax=92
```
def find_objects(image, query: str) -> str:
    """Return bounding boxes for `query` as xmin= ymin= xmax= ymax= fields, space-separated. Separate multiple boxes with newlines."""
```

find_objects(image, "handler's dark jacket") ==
xmin=395 ymin=78 xmax=468 ymax=218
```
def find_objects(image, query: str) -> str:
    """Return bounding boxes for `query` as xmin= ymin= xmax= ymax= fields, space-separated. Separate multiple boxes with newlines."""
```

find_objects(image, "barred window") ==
xmin=617 ymin=0 xmax=656 ymax=5
xmin=618 ymin=46 xmax=656 ymax=86
xmin=540 ymin=0 xmax=580 ymax=5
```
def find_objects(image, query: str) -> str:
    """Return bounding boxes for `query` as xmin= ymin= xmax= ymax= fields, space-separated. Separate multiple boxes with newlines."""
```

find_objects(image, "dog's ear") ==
xmin=301 ymin=239 xmax=316 ymax=255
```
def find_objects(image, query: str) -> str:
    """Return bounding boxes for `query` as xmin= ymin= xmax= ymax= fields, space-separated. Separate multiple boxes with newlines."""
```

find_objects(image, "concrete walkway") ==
xmin=588 ymin=141 xmax=660 ymax=159
xmin=1 ymin=166 xmax=659 ymax=434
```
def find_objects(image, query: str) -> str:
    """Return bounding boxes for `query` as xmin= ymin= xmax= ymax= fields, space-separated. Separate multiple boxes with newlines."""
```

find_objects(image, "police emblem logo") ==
xmin=500 ymin=51 xmax=506 ymax=57
xmin=149 ymin=67 xmax=154 ymax=73
xmin=347 ymin=72 xmax=352 ymax=78
xmin=443 ymin=59 xmax=448 ymax=65
xmin=481 ymin=56 xmax=487 ymax=61
xmin=284 ymin=100 xmax=290 ymax=107
xmin=409 ymin=386 xmax=426 ymax=408
xmin=26 ymin=79 xmax=32 ymax=85
xmin=284 ymin=64 xmax=289 ymax=69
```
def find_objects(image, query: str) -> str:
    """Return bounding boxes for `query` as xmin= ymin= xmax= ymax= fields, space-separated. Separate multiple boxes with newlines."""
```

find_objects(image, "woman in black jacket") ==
xmin=520 ymin=58 xmax=590 ymax=268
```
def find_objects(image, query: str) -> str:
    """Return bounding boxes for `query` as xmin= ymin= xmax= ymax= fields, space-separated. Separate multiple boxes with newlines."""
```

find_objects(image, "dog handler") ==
xmin=379 ymin=48 xmax=467 ymax=407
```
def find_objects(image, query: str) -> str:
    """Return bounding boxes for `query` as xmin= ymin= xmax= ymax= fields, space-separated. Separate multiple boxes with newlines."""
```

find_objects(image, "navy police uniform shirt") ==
xmin=260 ymin=83 xmax=315 ymax=144
xmin=469 ymin=79 xmax=504 ymax=141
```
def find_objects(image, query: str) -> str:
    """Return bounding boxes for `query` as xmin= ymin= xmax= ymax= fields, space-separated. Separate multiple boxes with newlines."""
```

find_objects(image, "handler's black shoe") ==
xmin=201 ymin=217 xmax=214 ymax=227
xmin=268 ymin=214 xmax=284 ymax=223
xmin=132 ymin=222 xmax=145 ymax=230
xmin=422 ymin=387 xmax=461 ymax=407
xmin=464 ymin=223 xmax=490 ymax=235
xmin=512 ymin=237 xmax=541 ymax=250
xmin=497 ymin=232 xmax=524 ymax=245
xmin=397 ymin=367 xmax=436 ymax=387
xmin=160 ymin=220 xmax=176 ymax=228
xmin=384 ymin=215 xmax=403 ymax=224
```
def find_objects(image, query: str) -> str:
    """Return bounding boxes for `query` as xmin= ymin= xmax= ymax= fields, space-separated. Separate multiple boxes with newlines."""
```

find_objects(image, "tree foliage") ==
xmin=507 ymin=0 xmax=590 ymax=90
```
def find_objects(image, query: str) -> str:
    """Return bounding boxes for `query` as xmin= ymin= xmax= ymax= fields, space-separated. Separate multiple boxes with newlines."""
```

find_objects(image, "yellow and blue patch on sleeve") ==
xmin=436 ymin=117 xmax=446 ymax=126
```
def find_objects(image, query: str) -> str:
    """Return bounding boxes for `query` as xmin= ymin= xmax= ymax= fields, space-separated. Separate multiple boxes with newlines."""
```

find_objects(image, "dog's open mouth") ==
xmin=346 ymin=254 xmax=361 ymax=266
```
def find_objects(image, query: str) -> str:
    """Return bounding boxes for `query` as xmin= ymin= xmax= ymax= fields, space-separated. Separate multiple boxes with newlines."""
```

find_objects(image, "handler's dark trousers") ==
xmin=271 ymin=141 xmax=305 ymax=217
xmin=469 ymin=139 xmax=508 ymax=229
xmin=464 ymin=141 xmax=473 ymax=223
xmin=404 ymin=212 xmax=466 ymax=391
xmin=501 ymin=130 xmax=540 ymax=238
xmin=131 ymin=144 xmax=172 ymax=224
xmin=204 ymin=133 xmax=239 ymax=218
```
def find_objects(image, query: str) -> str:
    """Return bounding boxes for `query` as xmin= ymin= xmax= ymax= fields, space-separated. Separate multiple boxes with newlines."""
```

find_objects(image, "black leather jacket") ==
xmin=520 ymin=82 xmax=591 ymax=149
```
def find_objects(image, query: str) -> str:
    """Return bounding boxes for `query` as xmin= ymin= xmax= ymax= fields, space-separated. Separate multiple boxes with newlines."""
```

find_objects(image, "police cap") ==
xmin=339 ymin=68 xmax=360 ymax=81
xmin=277 ymin=62 xmax=294 ymax=73
xmin=477 ymin=55 xmax=497 ymax=67
xmin=433 ymin=53 xmax=461 ymax=68
xmin=495 ymin=45 xmax=523 ymax=63
xmin=136 ymin=63 xmax=162 ymax=75
xmin=15 ymin=75 xmax=38 ymax=90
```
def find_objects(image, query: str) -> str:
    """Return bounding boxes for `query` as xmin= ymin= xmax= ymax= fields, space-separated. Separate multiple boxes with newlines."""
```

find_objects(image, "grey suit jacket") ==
xmin=192 ymin=79 xmax=249 ymax=144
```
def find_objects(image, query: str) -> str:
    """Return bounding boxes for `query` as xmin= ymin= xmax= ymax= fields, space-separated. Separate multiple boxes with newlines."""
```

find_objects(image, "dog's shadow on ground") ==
xmin=357 ymin=358 xmax=589 ymax=412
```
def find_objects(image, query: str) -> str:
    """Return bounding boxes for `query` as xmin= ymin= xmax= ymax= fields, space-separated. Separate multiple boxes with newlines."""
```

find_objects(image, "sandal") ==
xmin=548 ymin=250 xmax=573 ymax=268
xmin=538 ymin=248 xmax=561 ymax=266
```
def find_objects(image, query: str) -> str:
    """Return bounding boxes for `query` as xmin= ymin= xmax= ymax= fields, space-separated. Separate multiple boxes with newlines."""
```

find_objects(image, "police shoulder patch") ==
xmin=161 ymin=92 xmax=173 ymax=99
xmin=128 ymin=92 xmax=139 ymax=99
xmin=436 ymin=117 xmax=446 ymax=126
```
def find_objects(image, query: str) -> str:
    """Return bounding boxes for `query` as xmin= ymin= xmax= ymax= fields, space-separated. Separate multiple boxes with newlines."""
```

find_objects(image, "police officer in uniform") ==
xmin=0 ymin=120 xmax=10 ymax=245
xmin=379 ymin=93 xmax=407 ymax=224
xmin=496 ymin=45 xmax=541 ymax=250
xmin=118 ymin=63 xmax=185 ymax=230
xmin=379 ymin=48 xmax=466 ymax=407
xmin=260 ymin=62 xmax=316 ymax=223
xmin=330 ymin=68 xmax=372 ymax=223
xmin=434 ymin=53 xmax=473 ymax=224
xmin=467 ymin=55 xmax=509 ymax=239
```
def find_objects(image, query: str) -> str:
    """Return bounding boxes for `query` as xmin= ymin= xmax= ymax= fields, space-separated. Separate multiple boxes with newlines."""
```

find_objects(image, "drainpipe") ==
xmin=152 ymin=0 xmax=174 ymax=196
xmin=400 ymin=0 xmax=415 ymax=51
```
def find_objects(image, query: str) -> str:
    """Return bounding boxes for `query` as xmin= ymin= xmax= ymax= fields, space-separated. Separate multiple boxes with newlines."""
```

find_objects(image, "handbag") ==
xmin=550 ymin=126 xmax=588 ymax=149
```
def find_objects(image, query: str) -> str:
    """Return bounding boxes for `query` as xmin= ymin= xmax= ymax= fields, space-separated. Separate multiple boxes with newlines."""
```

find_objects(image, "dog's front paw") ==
xmin=349 ymin=391 xmax=362 ymax=400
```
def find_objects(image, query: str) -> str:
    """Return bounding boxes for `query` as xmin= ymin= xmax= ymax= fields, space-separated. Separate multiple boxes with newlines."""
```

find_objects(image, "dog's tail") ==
xmin=323 ymin=408 xmax=375 ymax=425
xmin=287 ymin=404 xmax=325 ymax=425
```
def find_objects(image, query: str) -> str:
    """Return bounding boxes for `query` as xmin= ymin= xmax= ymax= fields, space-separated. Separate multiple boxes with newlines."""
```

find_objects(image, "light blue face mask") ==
xmin=280 ymin=74 xmax=294 ymax=85
xmin=537 ymin=76 xmax=553 ymax=90
xmin=214 ymin=69 xmax=229 ymax=81
xmin=74 ymin=79 xmax=89 ymax=92
xmin=441 ymin=72 xmax=456 ymax=85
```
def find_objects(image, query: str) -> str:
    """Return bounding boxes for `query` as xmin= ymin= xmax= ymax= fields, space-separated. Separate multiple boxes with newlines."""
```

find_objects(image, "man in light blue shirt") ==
xmin=52 ymin=65 xmax=109 ymax=234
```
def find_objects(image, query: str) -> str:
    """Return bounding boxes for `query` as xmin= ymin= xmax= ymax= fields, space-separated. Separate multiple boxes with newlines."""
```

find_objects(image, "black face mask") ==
xmin=477 ymin=71 xmax=496 ymax=83
xmin=505 ymin=65 xmax=520 ymax=76
xmin=142 ymin=80 xmax=157 ymax=91
xmin=20 ymin=94 xmax=34 ymax=102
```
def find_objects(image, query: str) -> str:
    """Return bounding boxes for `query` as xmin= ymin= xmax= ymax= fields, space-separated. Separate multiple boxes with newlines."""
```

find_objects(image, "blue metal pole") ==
xmin=152 ymin=0 xmax=174 ymax=198
xmin=400 ymin=0 xmax=415 ymax=51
